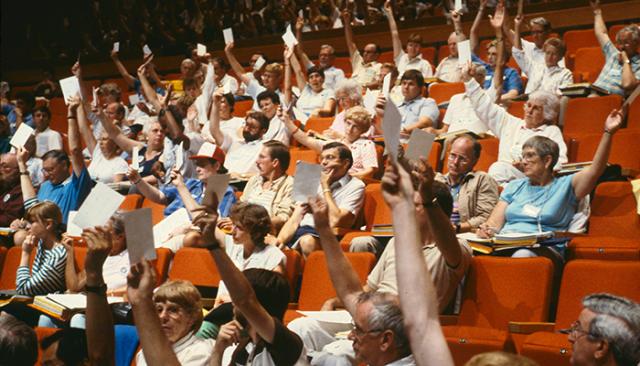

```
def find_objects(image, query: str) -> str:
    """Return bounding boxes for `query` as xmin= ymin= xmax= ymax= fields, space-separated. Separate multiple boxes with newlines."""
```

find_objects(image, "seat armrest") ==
xmin=508 ymin=321 xmax=555 ymax=334
xmin=439 ymin=315 xmax=459 ymax=326
xmin=287 ymin=303 xmax=299 ymax=310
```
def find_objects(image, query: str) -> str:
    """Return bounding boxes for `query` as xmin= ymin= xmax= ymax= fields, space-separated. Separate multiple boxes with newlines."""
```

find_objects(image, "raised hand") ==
xmin=284 ymin=45 xmax=294 ymax=60
xmin=22 ymin=234 xmax=37 ymax=254
xmin=67 ymin=95 xmax=81 ymax=111
xmin=126 ymin=165 xmax=142 ymax=183
xmin=296 ymin=16 xmax=304 ymax=31
xmin=224 ymin=41 xmax=235 ymax=53
xmin=411 ymin=157 xmax=436 ymax=205
xmin=451 ymin=10 xmax=462 ymax=24
xmin=83 ymin=226 xmax=113 ymax=276
xmin=461 ymin=61 xmax=476 ymax=82
xmin=590 ymin=0 xmax=600 ymax=11
xmin=126 ymin=260 xmax=157 ymax=305
xmin=604 ymin=109 xmax=623 ymax=135
xmin=308 ymin=196 xmax=330 ymax=229
xmin=383 ymin=0 xmax=392 ymax=14
xmin=16 ymin=147 xmax=30 ymax=164
xmin=381 ymin=162 xmax=415 ymax=208
xmin=488 ymin=1 xmax=505 ymax=29
xmin=71 ymin=61 xmax=82 ymax=78
xmin=200 ymin=215 xmax=221 ymax=250
xmin=514 ymin=14 xmax=524 ymax=29
xmin=169 ymin=168 xmax=185 ymax=187
xmin=215 ymin=320 xmax=245 ymax=353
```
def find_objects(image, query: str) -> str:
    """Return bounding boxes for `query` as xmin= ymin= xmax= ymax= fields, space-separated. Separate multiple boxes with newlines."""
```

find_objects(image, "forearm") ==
xmin=112 ymin=57 xmax=136 ymax=88
xmin=139 ymin=74 xmax=160 ymax=109
xmin=284 ymin=60 xmax=292 ymax=106
xmin=67 ymin=113 xmax=85 ymax=176
xmin=225 ymin=51 xmax=251 ymax=85
xmin=621 ymin=64 xmax=639 ymax=91
xmin=405 ymin=118 xmax=432 ymax=132
xmin=424 ymin=205 xmax=462 ymax=268
xmin=323 ymin=190 xmax=350 ymax=228
xmin=176 ymin=183 xmax=203 ymax=216
xmin=470 ymin=7 xmax=485 ymax=51
xmin=291 ymin=130 xmax=322 ymax=152
xmin=593 ymin=10 xmax=608 ymax=46
xmin=133 ymin=180 xmax=166 ymax=204
xmin=85 ymin=270 xmax=115 ymax=366
xmin=291 ymin=54 xmax=307 ymax=91
xmin=132 ymin=297 xmax=181 ymax=366
xmin=77 ymin=105 xmax=96 ymax=152
xmin=64 ymin=251 xmax=82 ymax=292
xmin=350 ymin=167 xmax=375 ymax=180
xmin=18 ymin=162 xmax=36 ymax=200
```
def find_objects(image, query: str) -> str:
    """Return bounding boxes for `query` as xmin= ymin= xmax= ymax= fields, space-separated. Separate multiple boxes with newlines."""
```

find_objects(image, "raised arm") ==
xmin=169 ymin=170 xmax=205 ymax=217
xmin=127 ymin=167 xmax=167 ymax=204
xmin=278 ymin=106 xmax=323 ymax=152
xmin=67 ymin=96 xmax=86 ymax=176
xmin=76 ymin=98 xmax=97 ymax=153
xmin=452 ymin=10 xmax=466 ymax=42
xmin=16 ymin=147 xmax=36 ymax=201
xmin=61 ymin=237 xmax=85 ymax=293
xmin=491 ymin=4 xmax=506 ymax=101
xmin=290 ymin=52 xmax=307 ymax=92
xmin=308 ymin=196 xmax=364 ymax=315
xmin=294 ymin=18 xmax=314 ymax=71
xmin=110 ymin=49 xmax=137 ymax=89
xmin=572 ymin=109 xmax=622 ymax=199
xmin=591 ymin=0 xmax=610 ymax=48
xmin=137 ymin=57 xmax=161 ymax=109
xmin=283 ymin=47 xmax=293 ymax=107
xmin=462 ymin=62 xmax=508 ymax=135
xmin=383 ymin=1 xmax=403 ymax=59
xmin=224 ymin=42 xmax=252 ymax=86
xmin=342 ymin=9 xmax=357 ymax=58
xmin=380 ymin=162 xmax=454 ymax=366
xmin=470 ymin=0 xmax=488 ymax=53
xmin=208 ymin=92 xmax=226 ymax=147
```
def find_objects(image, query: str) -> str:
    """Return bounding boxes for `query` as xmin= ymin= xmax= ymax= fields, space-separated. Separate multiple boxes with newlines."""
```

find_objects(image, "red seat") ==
xmin=168 ymin=247 xmax=221 ymax=288
xmin=428 ymin=82 xmax=465 ymax=105
xmin=573 ymin=129 xmax=640 ymax=171
xmin=304 ymin=116 xmax=335 ymax=134
xmin=475 ymin=137 xmax=499 ymax=173
xmin=119 ymin=194 xmax=143 ymax=211
xmin=0 ymin=246 xmax=35 ymax=290
xmin=140 ymin=199 xmax=166 ymax=225
xmin=233 ymin=99 xmax=255 ymax=118
xmin=563 ymin=29 xmax=599 ymax=70
xmin=286 ymin=148 xmax=319 ymax=176
xmin=283 ymin=249 xmax=304 ymax=301
xmin=562 ymin=95 xmax=622 ymax=139
xmin=572 ymin=47 xmax=605 ymax=83
xmin=339 ymin=183 xmax=390 ymax=249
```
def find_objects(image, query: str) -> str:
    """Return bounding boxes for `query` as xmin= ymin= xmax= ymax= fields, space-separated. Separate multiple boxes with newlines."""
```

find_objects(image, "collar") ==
xmin=387 ymin=354 xmax=416 ymax=365
xmin=399 ymin=96 xmax=422 ymax=107
xmin=330 ymin=174 xmax=352 ymax=191
xmin=520 ymin=123 xmax=547 ymax=132
xmin=172 ymin=331 xmax=197 ymax=353
xmin=259 ymin=174 xmax=286 ymax=186
xmin=445 ymin=171 xmax=475 ymax=186
xmin=406 ymin=54 xmax=423 ymax=63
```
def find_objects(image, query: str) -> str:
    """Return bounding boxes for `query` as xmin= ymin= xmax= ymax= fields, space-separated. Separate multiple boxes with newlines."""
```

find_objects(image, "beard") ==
xmin=243 ymin=130 xmax=260 ymax=143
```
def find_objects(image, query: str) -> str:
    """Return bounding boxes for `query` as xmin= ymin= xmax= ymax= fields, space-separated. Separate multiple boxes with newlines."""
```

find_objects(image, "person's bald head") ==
xmin=0 ymin=153 xmax=19 ymax=186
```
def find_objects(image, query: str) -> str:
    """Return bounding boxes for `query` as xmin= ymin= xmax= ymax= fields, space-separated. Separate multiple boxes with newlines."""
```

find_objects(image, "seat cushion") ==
xmin=521 ymin=331 xmax=573 ymax=366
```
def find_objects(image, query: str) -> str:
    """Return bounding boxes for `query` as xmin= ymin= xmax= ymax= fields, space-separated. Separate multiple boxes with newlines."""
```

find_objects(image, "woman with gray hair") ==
xmin=476 ymin=109 xmax=623 ymax=259
xmin=461 ymin=61 xmax=568 ymax=185
xmin=320 ymin=79 xmax=376 ymax=140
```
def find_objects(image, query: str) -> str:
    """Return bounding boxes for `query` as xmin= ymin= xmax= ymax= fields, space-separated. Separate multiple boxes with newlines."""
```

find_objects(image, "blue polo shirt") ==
xmin=472 ymin=54 xmax=524 ymax=95
xmin=161 ymin=178 xmax=236 ymax=217
xmin=37 ymin=167 xmax=93 ymax=223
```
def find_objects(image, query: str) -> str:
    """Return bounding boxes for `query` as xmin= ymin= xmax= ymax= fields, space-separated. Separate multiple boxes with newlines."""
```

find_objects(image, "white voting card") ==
xmin=72 ymin=182 xmax=124 ymax=229
xmin=292 ymin=162 xmax=322 ymax=202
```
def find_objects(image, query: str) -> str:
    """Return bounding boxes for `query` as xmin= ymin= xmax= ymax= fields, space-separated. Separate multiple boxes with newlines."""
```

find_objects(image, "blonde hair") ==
xmin=465 ymin=352 xmax=539 ymax=366
xmin=264 ymin=63 xmax=283 ymax=77
xmin=345 ymin=106 xmax=373 ymax=131
xmin=153 ymin=280 xmax=203 ymax=332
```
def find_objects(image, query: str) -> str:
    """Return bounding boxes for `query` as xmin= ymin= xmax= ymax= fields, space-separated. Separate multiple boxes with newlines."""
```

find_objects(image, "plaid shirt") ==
xmin=593 ymin=40 xmax=640 ymax=96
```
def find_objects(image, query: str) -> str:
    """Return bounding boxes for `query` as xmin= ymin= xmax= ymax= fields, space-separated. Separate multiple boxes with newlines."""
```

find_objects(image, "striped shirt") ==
xmin=16 ymin=241 xmax=67 ymax=296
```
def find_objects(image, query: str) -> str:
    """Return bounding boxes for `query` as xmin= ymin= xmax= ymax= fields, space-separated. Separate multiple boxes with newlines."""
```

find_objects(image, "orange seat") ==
xmin=286 ymin=148 xmax=319 ymax=176
xmin=168 ymin=247 xmax=221 ymax=288
xmin=49 ymin=98 xmax=67 ymax=116
xmin=563 ymin=29 xmax=599 ymax=70
xmin=283 ymin=249 xmax=304 ymax=301
xmin=0 ymin=246 xmax=35 ymax=290
xmin=378 ymin=50 xmax=394 ymax=64
xmin=562 ymin=95 xmax=622 ymax=138
xmin=627 ymin=97 xmax=640 ymax=130
xmin=438 ymin=44 xmax=451 ymax=64
xmin=573 ymin=129 xmax=640 ymax=170
xmin=339 ymin=183 xmax=391 ymax=248
xmin=284 ymin=252 xmax=376 ymax=324
xmin=421 ymin=46 xmax=437 ymax=68
xmin=332 ymin=57 xmax=353 ymax=78
xmin=443 ymin=256 xmax=554 ymax=365
xmin=49 ymin=115 xmax=69 ymax=136
xmin=506 ymin=100 xmax=526 ymax=119
xmin=572 ymin=47 xmax=605 ymax=83
xmin=304 ymin=116 xmax=335 ymax=133
xmin=119 ymin=194 xmax=144 ymax=211
xmin=520 ymin=260 xmax=640 ymax=365
xmin=428 ymin=82 xmax=465 ymax=105
xmin=140 ymin=199 xmax=166 ymax=225
xmin=233 ymin=99 xmax=255 ymax=118
xmin=568 ymin=181 xmax=640 ymax=260
xmin=0 ymin=247 xmax=6 ymax=276
xmin=475 ymin=137 xmax=499 ymax=173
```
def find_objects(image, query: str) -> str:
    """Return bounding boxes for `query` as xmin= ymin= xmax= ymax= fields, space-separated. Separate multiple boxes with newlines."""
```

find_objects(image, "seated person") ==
xmin=2 ymin=90 xmax=35 ymax=133
xmin=286 ymin=48 xmax=336 ymax=118
xmin=202 ymin=92 xmax=245 ymax=141
xmin=211 ymin=57 xmax=239 ymax=95
xmin=256 ymin=91 xmax=291 ymax=145
xmin=434 ymin=11 xmax=465 ymax=83
xmin=323 ymin=79 xmax=376 ymax=139
xmin=435 ymin=134 xmax=500 ymax=234
xmin=276 ymin=142 xmax=365 ymax=258
xmin=342 ymin=9 xmax=381 ymax=89
xmin=0 ymin=152 xmax=24 ymax=227
xmin=477 ymin=110 xmax=623 ymax=261
xmin=32 ymin=106 xmax=63 ymax=158
xmin=591 ymin=2 xmax=640 ymax=96
xmin=505 ymin=16 xmax=565 ymax=68
xmin=364 ymin=63 xmax=403 ymax=106
xmin=0 ymin=313 xmax=37 ymax=366
xmin=127 ymin=142 xmax=236 ymax=218
xmin=208 ymin=91 xmax=271 ymax=178
xmin=395 ymin=70 xmax=439 ymax=134
xmin=292 ymin=25 xmax=346 ymax=91
xmin=283 ymin=106 xmax=378 ymax=180
xmin=513 ymin=15 xmax=573 ymax=95
xmin=462 ymin=63 xmax=568 ymax=185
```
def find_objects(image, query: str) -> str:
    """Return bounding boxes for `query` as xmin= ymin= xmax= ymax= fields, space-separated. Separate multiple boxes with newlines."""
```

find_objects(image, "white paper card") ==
xmin=363 ymin=89 xmax=378 ymax=115
xmin=454 ymin=0 xmax=463 ymax=11
xmin=131 ymin=146 xmax=140 ymax=171
xmin=292 ymin=106 xmax=309 ymax=126
xmin=223 ymin=79 xmax=231 ymax=94
xmin=153 ymin=208 xmax=191 ymax=244
xmin=175 ymin=141 xmax=184 ymax=171
xmin=112 ymin=42 xmax=120 ymax=53
xmin=405 ymin=129 xmax=436 ymax=161
xmin=128 ymin=94 xmax=140 ymax=106
xmin=59 ymin=76 xmax=81 ymax=104
xmin=202 ymin=174 xmax=231 ymax=208
xmin=44 ymin=294 xmax=124 ymax=310
xmin=72 ymin=182 xmax=124 ymax=229
xmin=66 ymin=211 xmax=83 ymax=237
xmin=382 ymin=100 xmax=402 ymax=163
xmin=223 ymin=28 xmax=234 ymax=45
xmin=457 ymin=40 xmax=471 ymax=65
xmin=9 ymin=123 xmax=34 ymax=149
xmin=124 ymin=208 xmax=157 ymax=264
xmin=382 ymin=73 xmax=391 ymax=98
xmin=282 ymin=26 xmax=298 ymax=49
xmin=143 ymin=44 xmax=152 ymax=55
xmin=298 ymin=9 xmax=304 ymax=18
xmin=292 ymin=162 xmax=322 ymax=202
xmin=197 ymin=43 xmax=207 ymax=56
xmin=297 ymin=310 xmax=352 ymax=324
xmin=333 ymin=17 xmax=343 ymax=29
xmin=253 ymin=56 xmax=266 ymax=71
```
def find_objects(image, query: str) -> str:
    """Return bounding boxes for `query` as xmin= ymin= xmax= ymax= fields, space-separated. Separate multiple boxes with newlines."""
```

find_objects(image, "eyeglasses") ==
xmin=448 ymin=153 xmax=470 ymax=164
xmin=521 ymin=151 xmax=539 ymax=162
xmin=560 ymin=321 xmax=591 ymax=339
xmin=350 ymin=321 xmax=384 ymax=338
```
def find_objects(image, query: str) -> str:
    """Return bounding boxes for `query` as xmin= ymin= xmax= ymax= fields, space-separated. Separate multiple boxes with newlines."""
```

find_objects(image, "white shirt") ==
xmin=102 ymin=250 xmax=129 ymax=291
xmin=512 ymin=47 xmax=573 ymax=95
xmin=297 ymin=85 xmax=336 ymax=117
xmin=434 ymin=56 xmax=463 ymax=83
xmin=387 ymin=355 xmax=417 ymax=366
xmin=521 ymin=38 xmax=565 ymax=69
xmin=35 ymin=127 xmax=63 ymax=157
xmin=221 ymin=132 xmax=264 ymax=175
xmin=299 ymin=174 xmax=365 ymax=227
xmin=88 ymin=145 xmax=129 ymax=183
xmin=464 ymin=78 xmax=567 ymax=168
xmin=442 ymin=93 xmax=491 ymax=135
xmin=263 ymin=116 xmax=291 ymax=146
xmin=26 ymin=157 xmax=44 ymax=188
xmin=203 ymin=117 xmax=245 ymax=143
xmin=395 ymin=50 xmax=433 ymax=80
xmin=351 ymin=50 xmax=382 ymax=87
xmin=135 ymin=332 xmax=214 ymax=366
xmin=321 ymin=65 xmax=346 ymax=90
xmin=246 ymin=78 xmax=285 ymax=111
xmin=194 ymin=63 xmax=216 ymax=125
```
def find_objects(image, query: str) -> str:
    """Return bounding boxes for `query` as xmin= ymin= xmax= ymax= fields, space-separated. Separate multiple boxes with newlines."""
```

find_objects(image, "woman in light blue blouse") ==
xmin=476 ymin=108 xmax=624 ymax=258
xmin=16 ymin=201 xmax=67 ymax=296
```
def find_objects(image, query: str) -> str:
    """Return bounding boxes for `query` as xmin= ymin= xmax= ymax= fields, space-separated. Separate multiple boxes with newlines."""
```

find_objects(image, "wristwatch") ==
xmin=85 ymin=283 xmax=107 ymax=295
xmin=455 ymin=223 xmax=461 ymax=233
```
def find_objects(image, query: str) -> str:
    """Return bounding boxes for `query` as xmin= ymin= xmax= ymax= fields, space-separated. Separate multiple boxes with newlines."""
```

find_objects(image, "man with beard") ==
xmin=0 ymin=152 xmax=23 ymax=226
xmin=208 ymin=90 xmax=271 ymax=178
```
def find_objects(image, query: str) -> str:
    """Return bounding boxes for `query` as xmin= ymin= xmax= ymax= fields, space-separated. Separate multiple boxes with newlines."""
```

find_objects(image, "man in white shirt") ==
xmin=507 ymin=17 xmax=565 ymax=68
xmin=342 ymin=9 xmax=381 ymax=88
xmin=32 ymin=106 xmax=63 ymax=158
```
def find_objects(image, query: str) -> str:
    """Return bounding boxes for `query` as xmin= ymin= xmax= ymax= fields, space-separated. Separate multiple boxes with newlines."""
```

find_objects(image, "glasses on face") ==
xmin=561 ymin=321 xmax=591 ymax=340
xmin=350 ymin=321 xmax=384 ymax=338
xmin=448 ymin=153 xmax=470 ymax=164
xmin=521 ymin=151 xmax=539 ymax=162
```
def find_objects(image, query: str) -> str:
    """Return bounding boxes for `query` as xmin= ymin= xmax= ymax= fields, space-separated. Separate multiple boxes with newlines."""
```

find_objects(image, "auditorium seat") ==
xmin=563 ymin=29 xmax=599 ymax=70
xmin=283 ymin=249 xmax=304 ymax=301
xmin=572 ymin=47 xmax=605 ymax=83
xmin=0 ymin=247 xmax=6 ymax=277
xmin=304 ymin=116 xmax=335 ymax=134
xmin=378 ymin=50 xmax=394 ymax=63
xmin=507 ymin=100 xmax=525 ymax=119
xmin=428 ymin=82 xmax=464 ymax=105
xmin=475 ymin=137 xmax=499 ymax=173
xmin=119 ymin=194 xmax=144 ymax=211
xmin=49 ymin=98 xmax=67 ymax=117
xmin=339 ymin=183 xmax=390 ymax=250
xmin=284 ymin=252 xmax=375 ymax=324
xmin=140 ymin=199 xmax=166 ymax=225
xmin=561 ymin=95 xmax=622 ymax=138
xmin=232 ymin=99 xmax=254 ymax=118
xmin=286 ymin=148 xmax=319 ymax=176
xmin=519 ymin=259 xmax=640 ymax=365
xmin=0 ymin=246 xmax=35 ymax=290
xmin=627 ymin=97 xmax=640 ymax=130
xmin=168 ymin=247 xmax=221 ymax=289
xmin=442 ymin=256 xmax=554 ymax=365
xmin=421 ymin=46 xmax=437 ymax=68
xmin=332 ymin=57 xmax=353 ymax=78
xmin=153 ymin=248 xmax=173 ymax=285
xmin=573 ymin=129 xmax=640 ymax=171
xmin=35 ymin=327 xmax=60 ymax=365
xmin=437 ymin=44 xmax=451 ymax=64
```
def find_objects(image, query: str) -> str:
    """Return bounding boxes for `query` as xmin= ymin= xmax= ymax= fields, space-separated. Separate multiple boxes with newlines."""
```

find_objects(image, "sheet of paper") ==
xmin=405 ymin=129 xmax=435 ymax=161
xmin=623 ymin=83 xmax=640 ymax=107
xmin=175 ymin=141 xmax=184 ymax=171
xmin=363 ymin=89 xmax=378 ymax=115
xmin=454 ymin=0 xmax=463 ymax=11
xmin=223 ymin=79 xmax=231 ymax=94
xmin=112 ymin=42 xmax=120 ymax=53
xmin=382 ymin=73 xmax=391 ymax=98
xmin=131 ymin=146 xmax=140 ymax=171
xmin=253 ymin=56 xmax=266 ymax=71
xmin=223 ymin=28 xmax=234 ymax=45
xmin=382 ymin=100 xmax=402 ymax=163
xmin=196 ymin=43 xmax=207 ymax=56
xmin=292 ymin=106 xmax=309 ymax=126
xmin=72 ymin=182 xmax=124 ymax=229
xmin=128 ymin=94 xmax=140 ymax=106
xmin=282 ymin=25 xmax=298 ymax=49
xmin=66 ymin=211 xmax=82 ymax=236
xmin=292 ymin=162 xmax=322 ymax=202
xmin=9 ymin=123 xmax=34 ymax=149
xmin=202 ymin=174 xmax=231 ymax=208
xmin=46 ymin=294 xmax=124 ymax=310
xmin=298 ymin=9 xmax=304 ymax=18
xmin=297 ymin=310 xmax=352 ymax=324
xmin=123 ymin=208 xmax=157 ymax=264
xmin=143 ymin=44 xmax=152 ymax=55
xmin=333 ymin=17 xmax=343 ymax=28
xmin=153 ymin=208 xmax=191 ymax=244
xmin=59 ymin=76 xmax=81 ymax=104
xmin=457 ymin=40 xmax=471 ymax=66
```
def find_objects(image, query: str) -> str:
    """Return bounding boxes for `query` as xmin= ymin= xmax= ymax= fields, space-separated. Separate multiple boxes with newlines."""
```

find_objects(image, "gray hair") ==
xmin=472 ymin=62 xmax=487 ymax=80
xmin=529 ymin=17 xmax=552 ymax=32
xmin=320 ymin=44 xmax=335 ymax=55
xmin=528 ymin=91 xmax=560 ymax=123
xmin=523 ymin=136 xmax=559 ymax=171
xmin=357 ymin=292 xmax=411 ymax=356
xmin=583 ymin=293 xmax=640 ymax=366
xmin=616 ymin=25 xmax=640 ymax=44
xmin=335 ymin=79 xmax=362 ymax=104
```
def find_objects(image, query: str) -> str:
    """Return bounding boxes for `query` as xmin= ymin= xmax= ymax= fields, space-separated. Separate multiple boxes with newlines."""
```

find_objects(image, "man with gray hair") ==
xmin=461 ymin=62 xmax=568 ymax=185
xmin=567 ymin=293 xmax=640 ymax=366
xmin=294 ymin=25 xmax=346 ymax=91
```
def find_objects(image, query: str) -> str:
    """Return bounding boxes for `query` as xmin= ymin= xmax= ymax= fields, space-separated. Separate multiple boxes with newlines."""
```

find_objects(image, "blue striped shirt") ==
xmin=16 ymin=241 xmax=67 ymax=296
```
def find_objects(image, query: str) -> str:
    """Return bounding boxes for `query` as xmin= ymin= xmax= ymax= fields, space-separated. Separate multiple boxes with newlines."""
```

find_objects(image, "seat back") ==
xmin=378 ymin=51 xmax=394 ymax=63
xmin=0 ymin=247 xmax=6 ymax=277
xmin=140 ymin=199 xmax=166 ymax=225
xmin=573 ymin=47 xmax=605 ymax=83
xmin=562 ymin=95 xmax=622 ymax=136
xmin=627 ymin=97 xmax=640 ymax=130
xmin=168 ymin=248 xmax=221 ymax=287
xmin=119 ymin=194 xmax=143 ymax=211
xmin=574 ymin=130 xmax=640 ymax=171
xmin=421 ymin=47 xmax=437 ymax=68
xmin=283 ymin=249 xmax=303 ymax=300
xmin=0 ymin=247 xmax=35 ymax=290
xmin=588 ymin=181 xmax=640 ymax=238
xmin=305 ymin=116 xmax=335 ymax=133
xmin=359 ymin=183 xmax=391 ymax=231
xmin=287 ymin=149 xmax=319 ymax=176
xmin=554 ymin=260 xmax=640 ymax=330
xmin=332 ymin=57 xmax=353 ymax=77
xmin=475 ymin=138 xmax=500 ymax=173
xmin=233 ymin=99 xmax=255 ymax=118
xmin=298 ymin=252 xmax=375 ymax=310
xmin=153 ymin=248 xmax=173 ymax=285
xmin=563 ymin=29 xmax=599 ymax=69
xmin=458 ymin=256 xmax=554 ymax=329
xmin=438 ymin=44 xmax=451 ymax=63
xmin=428 ymin=82 xmax=465 ymax=105
xmin=507 ymin=100 xmax=526 ymax=119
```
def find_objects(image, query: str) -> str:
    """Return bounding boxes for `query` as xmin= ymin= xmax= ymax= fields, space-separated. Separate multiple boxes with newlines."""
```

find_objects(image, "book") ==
xmin=32 ymin=294 xmax=124 ymax=320
xmin=560 ymin=83 xmax=609 ymax=97
xmin=434 ymin=129 xmax=483 ymax=142
xmin=458 ymin=232 xmax=555 ymax=254
xmin=0 ymin=290 xmax=32 ymax=308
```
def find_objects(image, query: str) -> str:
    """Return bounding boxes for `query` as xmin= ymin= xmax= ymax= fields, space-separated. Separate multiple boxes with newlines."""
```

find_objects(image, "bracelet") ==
xmin=132 ymin=177 xmax=142 ymax=185
xmin=85 ymin=283 xmax=107 ymax=296
xmin=604 ymin=127 xmax=613 ymax=135
xmin=323 ymin=188 xmax=332 ymax=194
xmin=291 ymin=126 xmax=300 ymax=135
xmin=19 ymin=171 xmax=29 ymax=175
xmin=67 ymin=115 xmax=76 ymax=119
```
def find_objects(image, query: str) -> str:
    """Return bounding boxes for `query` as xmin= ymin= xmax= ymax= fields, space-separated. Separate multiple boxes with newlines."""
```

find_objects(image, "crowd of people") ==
xmin=1 ymin=0 xmax=639 ymax=365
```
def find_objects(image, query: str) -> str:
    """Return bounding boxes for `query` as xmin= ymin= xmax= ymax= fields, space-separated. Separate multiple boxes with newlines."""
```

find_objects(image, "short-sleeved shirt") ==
xmin=88 ymin=145 xmax=129 ymax=183
xmin=136 ymin=331 xmax=213 ymax=366
xmin=37 ymin=168 xmax=92 ymax=224
xmin=521 ymin=39 xmax=565 ymax=68
xmin=593 ymin=40 xmax=640 ymax=96
xmin=299 ymin=174 xmax=365 ymax=227
xmin=297 ymin=85 xmax=336 ymax=117
xmin=473 ymin=54 xmax=524 ymax=95
xmin=512 ymin=47 xmax=573 ymax=95
xmin=442 ymin=93 xmax=491 ymax=135
xmin=35 ymin=128 xmax=63 ymax=157
xmin=161 ymin=178 xmax=236 ymax=217
xmin=263 ymin=116 xmax=291 ymax=146
xmin=245 ymin=79 xmax=285 ymax=111
xmin=345 ymin=138 xmax=378 ymax=175
xmin=500 ymin=174 xmax=577 ymax=233
xmin=2 ymin=104 xmax=34 ymax=134
xmin=395 ymin=51 xmax=434 ymax=80
xmin=321 ymin=66 xmax=346 ymax=91
xmin=221 ymin=133 xmax=264 ymax=176
xmin=350 ymin=50 xmax=382 ymax=86
xmin=435 ymin=56 xmax=463 ymax=83
xmin=103 ymin=250 xmax=130 ymax=291
xmin=396 ymin=96 xmax=439 ymax=128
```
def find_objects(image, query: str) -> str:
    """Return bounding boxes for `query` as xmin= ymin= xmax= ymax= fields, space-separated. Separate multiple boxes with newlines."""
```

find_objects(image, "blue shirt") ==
xmin=396 ymin=96 xmax=440 ymax=128
xmin=472 ymin=54 xmax=524 ymax=95
xmin=593 ymin=40 xmax=640 ymax=96
xmin=500 ymin=174 xmax=577 ymax=233
xmin=37 ymin=167 xmax=93 ymax=224
xmin=161 ymin=178 xmax=236 ymax=217
xmin=2 ymin=104 xmax=34 ymax=134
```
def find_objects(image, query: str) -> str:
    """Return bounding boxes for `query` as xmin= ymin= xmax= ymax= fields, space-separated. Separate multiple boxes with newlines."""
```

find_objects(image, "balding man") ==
xmin=342 ymin=9 xmax=381 ymax=89
xmin=0 ymin=153 xmax=23 ymax=226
